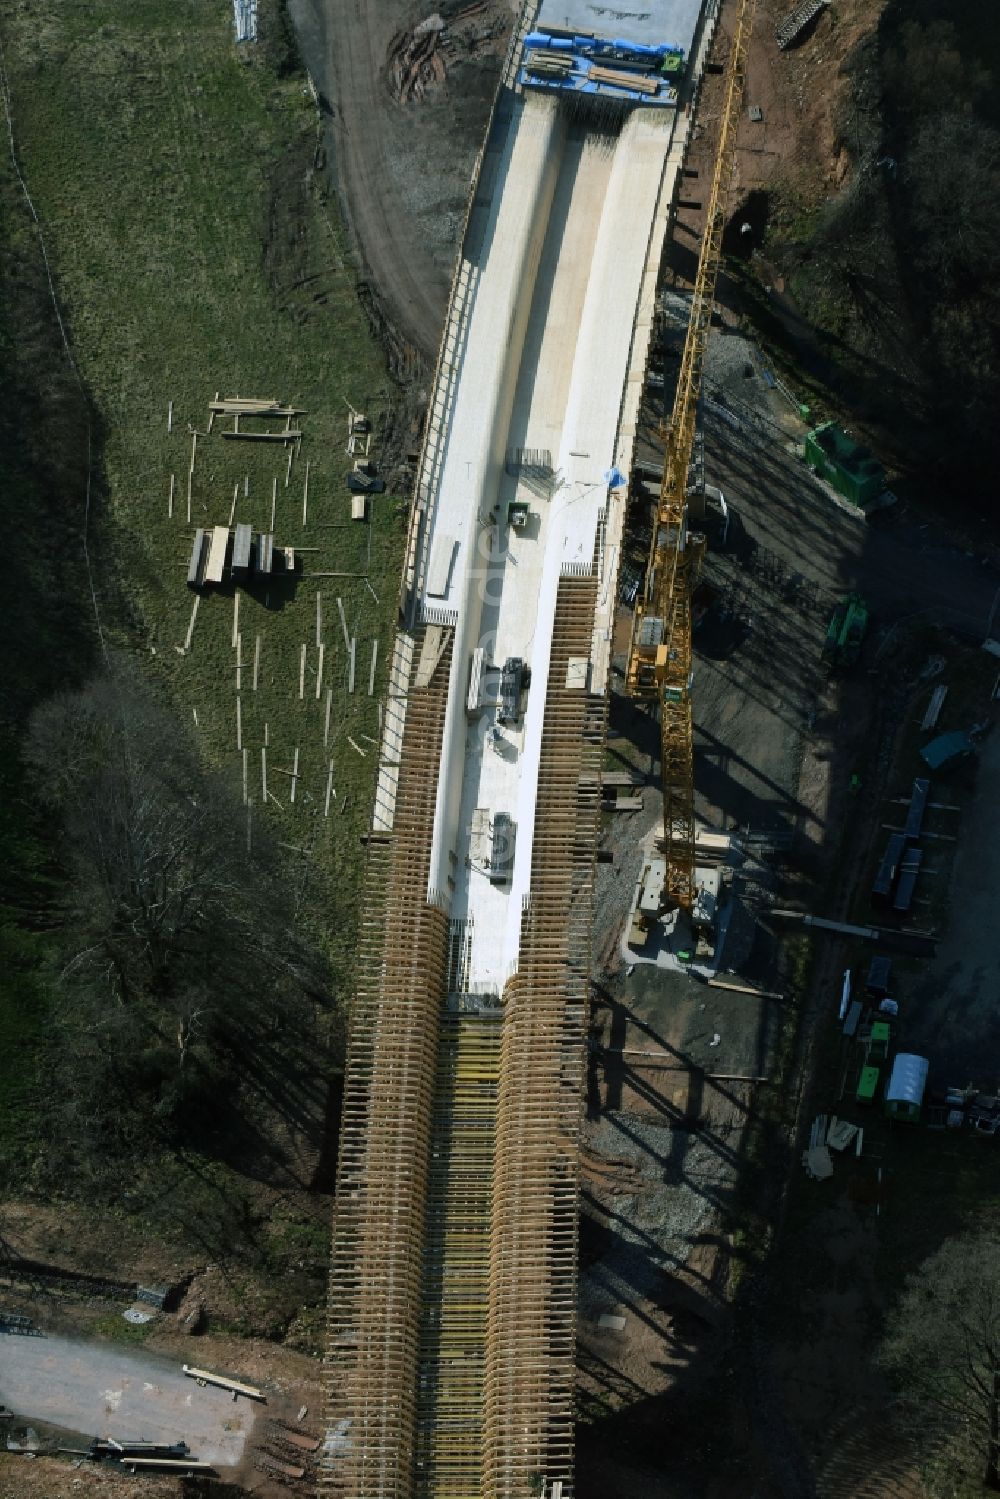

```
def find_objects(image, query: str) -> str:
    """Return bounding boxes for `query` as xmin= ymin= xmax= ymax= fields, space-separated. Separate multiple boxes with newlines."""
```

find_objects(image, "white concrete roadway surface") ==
xmin=0 ymin=1333 xmax=253 ymax=1465
xmin=417 ymin=95 xmax=682 ymax=997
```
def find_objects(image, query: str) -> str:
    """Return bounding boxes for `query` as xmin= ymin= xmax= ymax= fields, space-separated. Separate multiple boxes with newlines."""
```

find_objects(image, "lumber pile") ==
xmin=209 ymin=398 xmax=307 ymax=418
xmin=587 ymin=64 xmax=660 ymax=96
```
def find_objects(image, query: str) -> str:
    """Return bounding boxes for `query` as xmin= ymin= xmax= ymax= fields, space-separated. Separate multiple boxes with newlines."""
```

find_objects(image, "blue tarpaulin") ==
xmin=921 ymin=730 xmax=974 ymax=770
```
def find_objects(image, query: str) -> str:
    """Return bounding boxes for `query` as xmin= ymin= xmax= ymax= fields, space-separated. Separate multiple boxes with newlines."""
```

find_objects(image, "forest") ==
xmin=773 ymin=0 xmax=1000 ymax=500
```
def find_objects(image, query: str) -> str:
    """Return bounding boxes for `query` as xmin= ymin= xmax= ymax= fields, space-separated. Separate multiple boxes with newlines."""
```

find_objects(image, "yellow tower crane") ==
xmin=625 ymin=0 xmax=758 ymax=919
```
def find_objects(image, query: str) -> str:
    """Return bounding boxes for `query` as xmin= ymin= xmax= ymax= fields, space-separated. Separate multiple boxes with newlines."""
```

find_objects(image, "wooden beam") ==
xmin=183 ymin=594 xmax=200 ymax=652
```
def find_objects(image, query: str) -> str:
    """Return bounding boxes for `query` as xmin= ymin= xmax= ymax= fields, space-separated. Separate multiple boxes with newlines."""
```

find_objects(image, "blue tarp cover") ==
xmin=921 ymin=730 xmax=974 ymax=770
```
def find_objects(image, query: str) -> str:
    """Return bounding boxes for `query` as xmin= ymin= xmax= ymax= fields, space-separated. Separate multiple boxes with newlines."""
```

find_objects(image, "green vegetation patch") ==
xmin=0 ymin=0 xmax=410 ymax=1293
xmin=1 ymin=0 xmax=404 ymax=1005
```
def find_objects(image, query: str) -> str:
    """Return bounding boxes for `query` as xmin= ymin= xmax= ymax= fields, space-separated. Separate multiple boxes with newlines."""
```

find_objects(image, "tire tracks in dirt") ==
xmin=289 ymin=0 xmax=449 ymax=364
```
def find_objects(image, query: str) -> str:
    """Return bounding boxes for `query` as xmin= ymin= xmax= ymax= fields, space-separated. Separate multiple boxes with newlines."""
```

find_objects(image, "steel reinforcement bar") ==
xmin=484 ymin=575 xmax=605 ymax=1498
xmin=321 ymin=628 xmax=455 ymax=1499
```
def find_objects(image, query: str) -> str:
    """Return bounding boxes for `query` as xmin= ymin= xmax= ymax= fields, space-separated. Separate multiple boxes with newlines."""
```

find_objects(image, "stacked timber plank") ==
xmin=209 ymin=397 xmax=307 ymax=418
xmin=211 ymin=396 xmax=305 ymax=442
xmin=186 ymin=526 xmax=288 ymax=589
xmin=588 ymin=63 xmax=660 ymax=96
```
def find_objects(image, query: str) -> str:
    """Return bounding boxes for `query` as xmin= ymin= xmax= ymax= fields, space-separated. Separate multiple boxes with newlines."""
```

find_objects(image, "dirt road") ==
xmin=0 ymin=1333 xmax=253 ymax=1466
xmin=288 ymin=0 xmax=516 ymax=364
xmin=288 ymin=0 xmax=445 ymax=358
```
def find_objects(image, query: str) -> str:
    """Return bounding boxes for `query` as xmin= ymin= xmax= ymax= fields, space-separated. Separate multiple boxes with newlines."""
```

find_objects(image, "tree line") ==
xmin=21 ymin=663 xmax=331 ymax=1185
xmin=778 ymin=1 xmax=1000 ymax=498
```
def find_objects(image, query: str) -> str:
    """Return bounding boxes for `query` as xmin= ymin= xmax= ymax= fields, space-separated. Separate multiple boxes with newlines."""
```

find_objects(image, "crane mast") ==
xmin=625 ymin=0 xmax=758 ymax=917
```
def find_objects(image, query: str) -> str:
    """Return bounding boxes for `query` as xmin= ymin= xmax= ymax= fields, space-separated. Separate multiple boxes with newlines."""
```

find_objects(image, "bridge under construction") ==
xmin=320 ymin=2 xmax=736 ymax=1493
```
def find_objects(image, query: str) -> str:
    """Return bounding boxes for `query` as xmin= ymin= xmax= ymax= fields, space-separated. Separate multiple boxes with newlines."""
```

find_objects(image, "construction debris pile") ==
xmin=388 ymin=15 xmax=447 ymax=103
xmin=387 ymin=3 xmax=511 ymax=103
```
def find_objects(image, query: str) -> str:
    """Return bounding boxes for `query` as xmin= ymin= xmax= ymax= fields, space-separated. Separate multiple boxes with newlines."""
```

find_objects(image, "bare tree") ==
xmin=25 ymin=662 xmax=327 ymax=1172
xmin=880 ymin=1234 xmax=1000 ymax=1490
xmin=905 ymin=114 xmax=1000 ymax=294
xmin=882 ymin=19 xmax=991 ymax=122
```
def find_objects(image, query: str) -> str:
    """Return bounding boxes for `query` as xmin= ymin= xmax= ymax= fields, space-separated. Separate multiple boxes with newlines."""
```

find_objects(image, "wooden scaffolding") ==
xmin=414 ymin=1010 xmax=503 ymax=1496
xmin=321 ymin=628 xmax=454 ymax=1499
xmin=322 ymin=576 xmax=605 ymax=1498
xmin=484 ymin=576 xmax=604 ymax=1498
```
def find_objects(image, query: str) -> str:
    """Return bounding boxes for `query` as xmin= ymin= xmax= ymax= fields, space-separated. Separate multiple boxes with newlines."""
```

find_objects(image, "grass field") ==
xmin=0 ymin=0 xmax=405 ymax=1005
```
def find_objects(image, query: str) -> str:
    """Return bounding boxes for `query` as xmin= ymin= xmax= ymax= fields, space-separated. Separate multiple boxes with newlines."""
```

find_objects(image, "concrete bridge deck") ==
xmin=322 ymin=3 xmax=720 ymax=1494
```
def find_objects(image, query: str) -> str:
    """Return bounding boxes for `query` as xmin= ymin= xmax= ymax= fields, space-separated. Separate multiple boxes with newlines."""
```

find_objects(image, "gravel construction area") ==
xmin=579 ymin=303 xmax=1000 ymax=1486
xmin=0 ymin=1334 xmax=253 ymax=1467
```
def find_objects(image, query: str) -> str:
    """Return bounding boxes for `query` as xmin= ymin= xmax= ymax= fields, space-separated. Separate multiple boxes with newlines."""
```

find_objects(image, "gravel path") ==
xmin=0 ymin=1333 xmax=255 ymax=1466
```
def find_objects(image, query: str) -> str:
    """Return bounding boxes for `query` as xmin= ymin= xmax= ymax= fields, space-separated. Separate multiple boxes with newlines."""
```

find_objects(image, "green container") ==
xmin=856 ymin=1065 xmax=881 ymax=1105
xmin=805 ymin=421 xmax=884 ymax=507
xmin=868 ymin=1022 xmax=891 ymax=1062
xmin=823 ymin=593 xmax=869 ymax=668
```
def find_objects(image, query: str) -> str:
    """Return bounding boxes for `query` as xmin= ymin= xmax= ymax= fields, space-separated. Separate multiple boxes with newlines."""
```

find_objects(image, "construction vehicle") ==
xmin=822 ymin=593 xmax=868 ymax=669
xmin=624 ymin=0 xmax=758 ymax=933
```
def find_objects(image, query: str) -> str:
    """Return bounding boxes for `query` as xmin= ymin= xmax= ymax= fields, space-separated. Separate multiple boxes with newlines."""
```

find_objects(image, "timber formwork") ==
xmin=321 ymin=629 xmax=454 ymax=1499
xmin=484 ymin=575 xmax=605 ymax=1498
xmin=414 ymin=1010 xmax=503 ymax=1496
